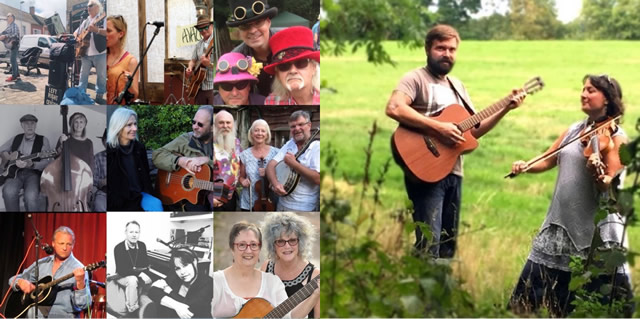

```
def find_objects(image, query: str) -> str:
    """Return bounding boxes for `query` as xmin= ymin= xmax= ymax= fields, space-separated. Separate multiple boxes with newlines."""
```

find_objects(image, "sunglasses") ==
xmin=217 ymin=58 xmax=249 ymax=73
xmin=274 ymin=238 xmax=299 ymax=247
xmin=219 ymin=81 xmax=250 ymax=91
xmin=234 ymin=1 xmax=265 ymax=21
xmin=276 ymin=58 xmax=310 ymax=72
xmin=192 ymin=120 xmax=205 ymax=128
xmin=88 ymin=3 xmax=95 ymax=8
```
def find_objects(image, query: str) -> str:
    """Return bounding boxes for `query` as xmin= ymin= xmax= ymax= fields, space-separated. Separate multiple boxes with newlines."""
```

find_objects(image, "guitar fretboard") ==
xmin=265 ymin=276 xmax=319 ymax=318
xmin=457 ymin=94 xmax=516 ymax=132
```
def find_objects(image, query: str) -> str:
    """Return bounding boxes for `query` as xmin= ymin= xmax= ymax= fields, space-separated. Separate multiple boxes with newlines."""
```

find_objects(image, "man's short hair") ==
xmin=52 ymin=226 xmax=76 ymax=244
xmin=125 ymin=220 xmax=140 ymax=229
xmin=198 ymin=105 xmax=214 ymax=125
xmin=425 ymin=24 xmax=460 ymax=51
xmin=289 ymin=110 xmax=310 ymax=123
xmin=7 ymin=13 xmax=15 ymax=19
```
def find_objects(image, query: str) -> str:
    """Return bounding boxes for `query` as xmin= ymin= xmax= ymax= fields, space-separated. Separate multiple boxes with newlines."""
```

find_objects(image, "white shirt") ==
xmin=271 ymin=139 xmax=320 ymax=211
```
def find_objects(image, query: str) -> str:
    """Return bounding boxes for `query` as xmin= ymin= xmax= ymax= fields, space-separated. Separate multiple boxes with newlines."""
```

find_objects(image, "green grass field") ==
xmin=321 ymin=41 xmax=640 ymax=306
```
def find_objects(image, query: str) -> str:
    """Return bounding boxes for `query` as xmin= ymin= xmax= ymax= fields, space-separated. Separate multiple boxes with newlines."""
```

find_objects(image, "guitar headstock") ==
xmin=85 ymin=260 xmax=106 ymax=272
xmin=522 ymin=76 xmax=544 ymax=95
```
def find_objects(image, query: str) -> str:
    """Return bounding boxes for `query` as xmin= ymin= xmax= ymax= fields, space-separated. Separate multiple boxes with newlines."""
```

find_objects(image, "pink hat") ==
xmin=213 ymin=52 xmax=261 ymax=84
xmin=263 ymin=26 xmax=320 ymax=75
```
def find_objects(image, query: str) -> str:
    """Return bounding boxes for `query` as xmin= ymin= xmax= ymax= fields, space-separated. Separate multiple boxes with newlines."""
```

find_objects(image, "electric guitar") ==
xmin=75 ymin=13 xmax=106 ymax=57
xmin=0 ymin=150 xmax=57 ymax=186
xmin=391 ymin=77 xmax=544 ymax=183
xmin=232 ymin=275 xmax=319 ymax=318
xmin=4 ymin=260 xmax=105 ymax=318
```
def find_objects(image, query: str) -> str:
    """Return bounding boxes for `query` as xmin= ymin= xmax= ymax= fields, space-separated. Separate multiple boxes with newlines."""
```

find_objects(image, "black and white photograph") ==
xmin=106 ymin=211 xmax=213 ymax=318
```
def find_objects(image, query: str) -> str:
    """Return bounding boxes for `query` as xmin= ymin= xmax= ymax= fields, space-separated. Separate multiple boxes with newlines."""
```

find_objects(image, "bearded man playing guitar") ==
xmin=0 ymin=114 xmax=54 ymax=212
xmin=73 ymin=0 xmax=107 ymax=104
xmin=7 ymin=226 xmax=91 ymax=318
xmin=385 ymin=24 xmax=525 ymax=259
xmin=266 ymin=110 xmax=320 ymax=212
xmin=185 ymin=16 xmax=215 ymax=105
xmin=152 ymin=106 xmax=213 ymax=211
xmin=211 ymin=110 xmax=242 ymax=211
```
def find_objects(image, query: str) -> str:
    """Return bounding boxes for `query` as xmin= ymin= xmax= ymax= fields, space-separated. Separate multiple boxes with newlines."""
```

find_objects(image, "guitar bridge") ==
xmin=423 ymin=136 xmax=440 ymax=157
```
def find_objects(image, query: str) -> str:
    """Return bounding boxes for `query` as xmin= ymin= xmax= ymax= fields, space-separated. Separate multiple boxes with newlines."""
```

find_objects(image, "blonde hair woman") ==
xmin=106 ymin=15 xmax=139 ymax=105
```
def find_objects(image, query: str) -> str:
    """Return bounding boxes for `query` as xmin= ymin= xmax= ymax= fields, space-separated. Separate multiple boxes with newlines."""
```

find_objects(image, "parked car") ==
xmin=18 ymin=34 xmax=58 ymax=67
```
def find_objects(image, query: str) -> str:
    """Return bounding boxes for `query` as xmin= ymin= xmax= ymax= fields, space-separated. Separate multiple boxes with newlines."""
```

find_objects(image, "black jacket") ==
xmin=107 ymin=140 xmax=154 ymax=211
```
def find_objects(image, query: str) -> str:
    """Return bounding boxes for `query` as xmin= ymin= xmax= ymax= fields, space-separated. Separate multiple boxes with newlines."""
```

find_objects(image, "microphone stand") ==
xmin=28 ymin=214 xmax=41 ymax=319
xmin=157 ymin=225 xmax=211 ymax=249
xmin=115 ymin=23 xmax=163 ymax=105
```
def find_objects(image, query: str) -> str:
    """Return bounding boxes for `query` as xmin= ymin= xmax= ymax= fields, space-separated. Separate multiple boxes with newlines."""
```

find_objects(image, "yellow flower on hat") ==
xmin=248 ymin=57 xmax=263 ymax=77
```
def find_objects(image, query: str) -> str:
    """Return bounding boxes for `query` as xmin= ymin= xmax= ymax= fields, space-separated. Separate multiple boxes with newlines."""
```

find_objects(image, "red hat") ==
xmin=263 ymin=26 xmax=320 ymax=75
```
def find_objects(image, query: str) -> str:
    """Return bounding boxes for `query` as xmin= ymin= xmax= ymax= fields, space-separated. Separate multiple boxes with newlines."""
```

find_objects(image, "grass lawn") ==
xmin=321 ymin=40 xmax=640 ymax=306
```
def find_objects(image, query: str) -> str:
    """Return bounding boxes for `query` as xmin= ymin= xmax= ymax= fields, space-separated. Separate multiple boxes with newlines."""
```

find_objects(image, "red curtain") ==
xmin=21 ymin=213 xmax=107 ymax=284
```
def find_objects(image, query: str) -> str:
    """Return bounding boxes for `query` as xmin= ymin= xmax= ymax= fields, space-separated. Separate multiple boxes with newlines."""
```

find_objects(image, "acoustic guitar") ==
xmin=232 ymin=275 xmax=319 ymax=318
xmin=185 ymin=35 xmax=215 ymax=100
xmin=4 ymin=260 xmax=105 ymax=318
xmin=75 ymin=13 xmax=106 ymax=57
xmin=0 ymin=150 xmax=57 ymax=186
xmin=1 ymin=34 xmax=19 ymax=50
xmin=391 ymin=77 xmax=544 ymax=183
xmin=156 ymin=165 xmax=231 ymax=205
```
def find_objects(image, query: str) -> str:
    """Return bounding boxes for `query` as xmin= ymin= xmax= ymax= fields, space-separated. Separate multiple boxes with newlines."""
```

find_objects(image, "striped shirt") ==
xmin=192 ymin=36 xmax=215 ymax=91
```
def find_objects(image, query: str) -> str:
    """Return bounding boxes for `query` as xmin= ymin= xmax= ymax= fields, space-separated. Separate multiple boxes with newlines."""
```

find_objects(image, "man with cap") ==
xmin=213 ymin=52 xmax=265 ymax=105
xmin=0 ymin=13 xmax=21 ymax=82
xmin=0 ymin=114 xmax=53 ymax=211
xmin=91 ymin=128 xmax=107 ymax=211
xmin=185 ymin=16 xmax=215 ymax=105
xmin=264 ymin=26 xmax=320 ymax=105
xmin=228 ymin=0 xmax=278 ymax=97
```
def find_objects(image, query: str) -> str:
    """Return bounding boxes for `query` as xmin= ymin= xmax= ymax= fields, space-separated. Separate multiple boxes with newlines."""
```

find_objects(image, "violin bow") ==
xmin=505 ymin=114 xmax=622 ymax=178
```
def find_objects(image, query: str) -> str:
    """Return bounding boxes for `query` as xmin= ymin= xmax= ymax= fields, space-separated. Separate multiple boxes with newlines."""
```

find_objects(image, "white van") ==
xmin=18 ymin=34 xmax=58 ymax=67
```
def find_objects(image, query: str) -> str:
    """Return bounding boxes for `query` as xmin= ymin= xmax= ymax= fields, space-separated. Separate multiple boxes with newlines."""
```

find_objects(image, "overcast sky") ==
xmin=0 ymin=0 xmax=67 ymax=26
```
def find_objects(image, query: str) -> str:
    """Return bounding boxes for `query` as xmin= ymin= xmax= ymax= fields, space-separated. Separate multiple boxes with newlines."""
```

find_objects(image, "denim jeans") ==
xmin=2 ymin=169 xmax=42 ymax=212
xmin=404 ymin=173 xmax=461 ymax=258
xmin=10 ymin=47 xmax=18 ymax=78
xmin=78 ymin=53 xmax=106 ymax=96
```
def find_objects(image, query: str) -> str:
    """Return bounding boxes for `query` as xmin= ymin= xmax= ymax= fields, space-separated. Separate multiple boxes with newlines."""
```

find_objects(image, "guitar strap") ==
xmin=447 ymin=77 xmax=480 ymax=128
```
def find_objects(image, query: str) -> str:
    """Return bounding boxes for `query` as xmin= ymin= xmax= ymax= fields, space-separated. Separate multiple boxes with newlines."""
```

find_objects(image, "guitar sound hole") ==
xmin=182 ymin=176 xmax=193 ymax=189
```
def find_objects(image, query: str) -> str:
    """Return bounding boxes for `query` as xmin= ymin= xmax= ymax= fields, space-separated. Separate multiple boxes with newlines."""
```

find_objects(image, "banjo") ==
xmin=275 ymin=128 xmax=320 ymax=196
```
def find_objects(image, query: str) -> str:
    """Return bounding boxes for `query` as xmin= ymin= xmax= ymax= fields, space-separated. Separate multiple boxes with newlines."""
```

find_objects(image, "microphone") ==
xmin=42 ymin=244 xmax=54 ymax=255
xmin=147 ymin=21 xmax=164 ymax=28
xmin=157 ymin=238 xmax=170 ymax=247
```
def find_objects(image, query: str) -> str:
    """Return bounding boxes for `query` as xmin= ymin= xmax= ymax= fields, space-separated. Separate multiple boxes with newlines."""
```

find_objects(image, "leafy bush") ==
xmin=131 ymin=105 xmax=200 ymax=150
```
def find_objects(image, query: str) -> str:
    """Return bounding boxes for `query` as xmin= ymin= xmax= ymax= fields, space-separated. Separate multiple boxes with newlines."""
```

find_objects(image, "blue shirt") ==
xmin=9 ymin=253 xmax=91 ymax=318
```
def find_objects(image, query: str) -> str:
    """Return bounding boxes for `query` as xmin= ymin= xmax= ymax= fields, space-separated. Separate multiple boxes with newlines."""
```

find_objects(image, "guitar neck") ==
xmin=265 ymin=276 xmax=319 ymax=318
xmin=457 ymin=94 xmax=516 ymax=132
xmin=193 ymin=38 xmax=215 ymax=71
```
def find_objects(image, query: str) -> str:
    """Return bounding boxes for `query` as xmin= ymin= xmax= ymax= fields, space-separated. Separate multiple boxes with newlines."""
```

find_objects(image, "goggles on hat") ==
xmin=217 ymin=58 xmax=250 ymax=74
xmin=233 ymin=1 xmax=265 ymax=20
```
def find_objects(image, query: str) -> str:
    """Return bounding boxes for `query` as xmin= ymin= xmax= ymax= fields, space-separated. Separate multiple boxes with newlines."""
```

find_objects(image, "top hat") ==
xmin=226 ymin=0 xmax=278 ymax=28
xmin=263 ymin=26 xmax=320 ymax=75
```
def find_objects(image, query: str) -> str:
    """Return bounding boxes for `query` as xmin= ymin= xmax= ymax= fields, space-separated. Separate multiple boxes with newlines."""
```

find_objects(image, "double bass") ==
xmin=252 ymin=158 xmax=275 ymax=211
xmin=40 ymin=106 xmax=93 ymax=211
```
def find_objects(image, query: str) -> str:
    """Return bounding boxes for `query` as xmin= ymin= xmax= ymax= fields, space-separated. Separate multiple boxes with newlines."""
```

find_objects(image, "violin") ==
xmin=580 ymin=117 xmax=624 ymax=180
xmin=252 ymin=158 xmax=275 ymax=212
xmin=40 ymin=106 xmax=92 ymax=211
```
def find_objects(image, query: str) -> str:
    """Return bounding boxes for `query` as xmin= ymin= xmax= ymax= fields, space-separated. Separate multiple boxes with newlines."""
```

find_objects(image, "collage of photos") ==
xmin=0 ymin=0 xmax=322 ymax=318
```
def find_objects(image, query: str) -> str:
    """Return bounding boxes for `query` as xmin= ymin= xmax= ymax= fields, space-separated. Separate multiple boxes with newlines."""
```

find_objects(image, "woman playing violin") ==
xmin=238 ymin=119 xmax=280 ymax=211
xmin=508 ymin=74 xmax=634 ymax=316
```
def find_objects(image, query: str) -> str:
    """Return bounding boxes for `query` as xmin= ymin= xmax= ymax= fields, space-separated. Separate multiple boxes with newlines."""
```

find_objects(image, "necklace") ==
xmin=126 ymin=242 xmax=139 ymax=267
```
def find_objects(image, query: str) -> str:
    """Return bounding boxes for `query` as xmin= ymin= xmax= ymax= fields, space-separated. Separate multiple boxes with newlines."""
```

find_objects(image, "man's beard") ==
xmin=427 ymin=55 xmax=454 ymax=76
xmin=214 ymin=130 xmax=237 ymax=154
xmin=285 ymin=74 xmax=305 ymax=91
xmin=197 ymin=130 xmax=212 ymax=143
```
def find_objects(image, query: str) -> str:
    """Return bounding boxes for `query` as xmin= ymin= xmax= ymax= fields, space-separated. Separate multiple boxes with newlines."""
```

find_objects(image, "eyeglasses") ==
xmin=289 ymin=122 xmax=310 ymax=130
xmin=192 ymin=120 xmax=205 ymax=128
xmin=234 ymin=1 xmax=266 ymax=21
xmin=274 ymin=238 xmax=299 ymax=247
xmin=217 ymin=58 xmax=250 ymax=73
xmin=218 ymin=80 xmax=250 ymax=91
xmin=88 ymin=4 xmax=95 ymax=8
xmin=234 ymin=242 xmax=261 ymax=251
xmin=276 ymin=59 xmax=310 ymax=72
